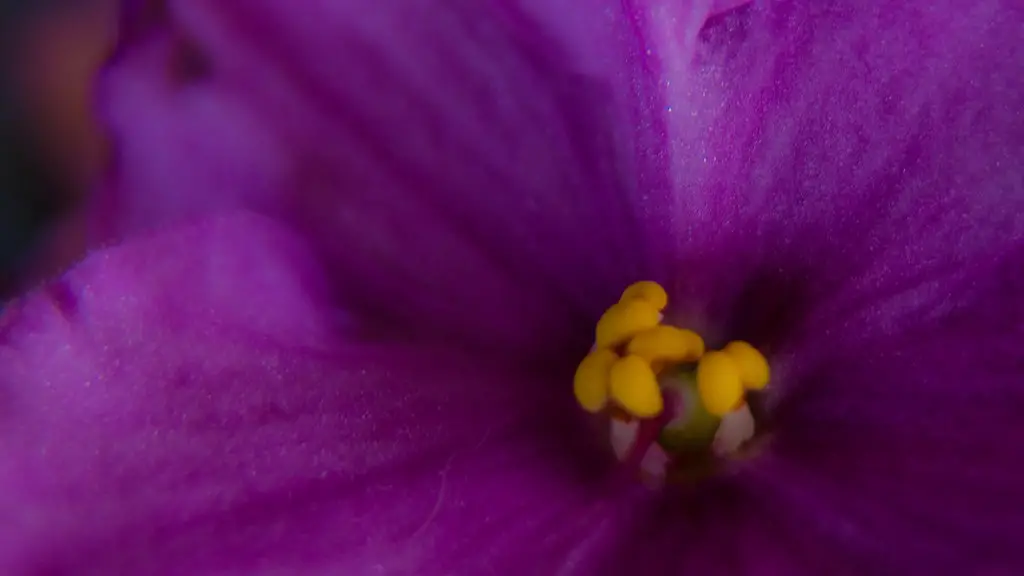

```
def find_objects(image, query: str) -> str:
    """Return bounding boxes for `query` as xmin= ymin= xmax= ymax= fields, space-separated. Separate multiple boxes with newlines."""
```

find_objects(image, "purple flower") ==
xmin=3 ymin=0 xmax=1024 ymax=573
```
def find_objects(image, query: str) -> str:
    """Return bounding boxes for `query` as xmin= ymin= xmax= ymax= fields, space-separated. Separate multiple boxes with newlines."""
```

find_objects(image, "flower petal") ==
xmin=623 ymin=2 xmax=1024 ymax=571
xmin=631 ymin=1 xmax=1024 ymax=347
xmin=755 ymin=251 xmax=1024 ymax=572
xmin=595 ymin=261 xmax=1024 ymax=573
xmin=94 ymin=0 xmax=664 ymax=362
xmin=0 ymin=212 xmax=656 ymax=574
xmin=517 ymin=0 xmax=757 ymax=269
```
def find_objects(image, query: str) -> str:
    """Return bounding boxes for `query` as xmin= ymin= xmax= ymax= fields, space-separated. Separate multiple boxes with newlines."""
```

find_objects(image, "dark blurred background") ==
xmin=0 ymin=0 xmax=114 ymax=297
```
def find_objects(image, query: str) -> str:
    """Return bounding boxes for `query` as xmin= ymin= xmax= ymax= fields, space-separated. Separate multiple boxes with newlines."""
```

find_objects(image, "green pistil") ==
xmin=657 ymin=370 xmax=722 ymax=454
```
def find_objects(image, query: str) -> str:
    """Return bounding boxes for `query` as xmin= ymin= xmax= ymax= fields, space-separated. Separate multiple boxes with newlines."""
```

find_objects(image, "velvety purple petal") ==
xmin=614 ymin=2 xmax=1024 ymax=572
xmin=637 ymin=0 xmax=1024 ymax=347
xmin=0 ymin=212 xmax=660 ymax=574
xmin=605 ymin=253 xmax=1024 ymax=574
xmin=513 ymin=0 xmax=756 ymax=271
xmin=93 ymin=0 xmax=670 ymax=364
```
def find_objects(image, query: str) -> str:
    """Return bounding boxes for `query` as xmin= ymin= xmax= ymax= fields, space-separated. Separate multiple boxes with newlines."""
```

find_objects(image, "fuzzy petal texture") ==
xmin=93 ymin=0 xmax=694 ymax=364
xmin=642 ymin=0 xmax=1024 ymax=348
xmin=0 ymin=212 xmax=664 ymax=575
xmin=603 ymin=1 xmax=1024 ymax=573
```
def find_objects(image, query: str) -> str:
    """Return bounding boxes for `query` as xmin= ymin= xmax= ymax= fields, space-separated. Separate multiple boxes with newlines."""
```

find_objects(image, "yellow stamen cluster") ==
xmin=574 ymin=282 xmax=703 ymax=418
xmin=574 ymin=281 xmax=770 ymax=419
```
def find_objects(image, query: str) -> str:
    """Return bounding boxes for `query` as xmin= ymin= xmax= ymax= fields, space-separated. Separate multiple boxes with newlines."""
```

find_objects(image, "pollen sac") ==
xmin=619 ymin=281 xmax=668 ymax=311
xmin=608 ymin=355 xmax=664 ymax=418
xmin=574 ymin=349 xmax=618 ymax=413
xmin=723 ymin=341 xmax=770 ymax=390
xmin=595 ymin=299 xmax=661 ymax=349
xmin=696 ymin=351 xmax=745 ymax=417
xmin=627 ymin=325 xmax=705 ymax=364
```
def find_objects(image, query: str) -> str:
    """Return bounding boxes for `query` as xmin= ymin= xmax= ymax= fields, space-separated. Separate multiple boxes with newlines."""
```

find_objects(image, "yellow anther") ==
xmin=619 ymin=281 xmax=668 ymax=311
xmin=608 ymin=355 xmax=664 ymax=418
xmin=723 ymin=341 xmax=770 ymax=390
xmin=595 ymin=299 xmax=661 ymax=349
xmin=573 ymin=349 xmax=618 ymax=413
xmin=627 ymin=325 xmax=706 ymax=364
xmin=696 ymin=351 xmax=745 ymax=416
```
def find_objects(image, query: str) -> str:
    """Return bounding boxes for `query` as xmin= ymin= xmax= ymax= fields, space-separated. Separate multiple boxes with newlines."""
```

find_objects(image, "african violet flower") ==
xmin=3 ymin=0 xmax=1024 ymax=573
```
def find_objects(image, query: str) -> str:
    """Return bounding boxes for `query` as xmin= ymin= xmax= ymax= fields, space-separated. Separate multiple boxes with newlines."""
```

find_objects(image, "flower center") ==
xmin=573 ymin=281 xmax=770 ymax=483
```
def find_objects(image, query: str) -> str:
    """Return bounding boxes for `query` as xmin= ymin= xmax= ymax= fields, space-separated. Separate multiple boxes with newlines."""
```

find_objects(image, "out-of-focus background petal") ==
xmin=0 ymin=0 xmax=115 ymax=297
xmin=93 ymin=1 xmax=661 ymax=367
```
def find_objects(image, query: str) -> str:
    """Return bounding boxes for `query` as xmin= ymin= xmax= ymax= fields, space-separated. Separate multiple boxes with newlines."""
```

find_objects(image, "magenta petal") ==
xmin=625 ymin=2 xmax=1024 ymax=345
xmin=616 ymin=2 xmax=1024 ymax=572
xmin=603 ymin=259 xmax=1024 ymax=574
xmin=0 ymin=213 xmax=655 ymax=574
xmin=94 ymin=0 xmax=666 ymax=362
